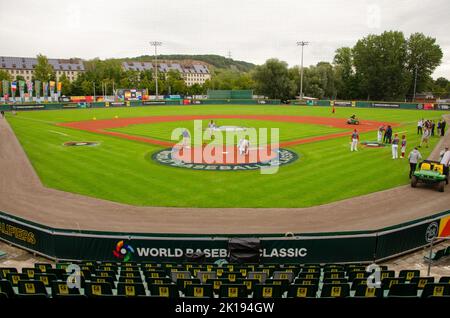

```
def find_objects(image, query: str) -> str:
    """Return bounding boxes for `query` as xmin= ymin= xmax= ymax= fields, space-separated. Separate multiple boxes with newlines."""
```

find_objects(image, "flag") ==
xmin=49 ymin=80 xmax=55 ymax=94
xmin=19 ymin=80 xmax=25 ymax=100
xmin=2 ymin=80 xmax=8 ymax=96
xmin=35 ymin=80 xmax=41 ymax=99
xmin=11 ymin=81 xmax=16 ymax=99
xmin=43 ymin=82 xmax=48 ymax=98
xmin=57 ymin=82 xmax=62 ymax=95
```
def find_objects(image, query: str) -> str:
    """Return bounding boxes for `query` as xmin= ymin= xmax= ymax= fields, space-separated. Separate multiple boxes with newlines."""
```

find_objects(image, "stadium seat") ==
xmin=221 ymin=271 xmax=244 ymax=282
xmin=197 ymin=271 xmax=217 ymax=283
xmin=85 ymin=282 xmax=114 ymax=297
xmin=323 ymin=278 xmax=348 ymax=285
xmin=0 ymin=279 xmax=15 ymax=298
xmin=323 ymin=271 xmax=346 ymax=280
xmin=410 ymin=277 xmax=435 ymax=289
xmin=381 ymin=277 xmax=406 ymax=291
xmin=6 ymin=273 xmax=28 ymax=286
xmin=253 ymin=284 xmax=283 ymax=298
xmin=46 ymin=268 xmax=67 ymax=280
xmin=119 ymin=270 xmax=141 ymax=279
xmin=353 ymin=285 xmax=383 ymax=298
xmin=176 ymin=278 xmax=201 ymax=293
xmin=117 ymin=282 xmax=147 ymax=297
xmin=63 ymin=274 xmax=86 ymax=288
xmin=320 ymin=283 xmax=350 ymax=298
xmin=0 ymin=267 xmax=18 ymax=279
xmin=380 ymin=270 xmax=395 ymax=281
xmin=265 ymin=279 xmax=289 ymax=291
xmin=247 ymin=272 xmax=267 ymax=283
xmin=91 ymin=276 xmax=116 ymax=287
xmin=207 ymin=278 xmax=231 ymax=294
xmin=399 ymin=270 xmax=420 ymax=281
xmin=170 ymin=271 xmax=191 ymax=282
xmin=293 ymin=278 xmax=320 ymax=287
xmin=146 ymin=277 xmax=173 ymax=285
xmin=17 ymin=280 xmax=48 ymax=298
xmin=34 ymin=263 xmax=52 ymax=272
xmin=348 ymin=271 xmax=369 ymax=282
xmin=219 ymin=284 xmax=247 ymax=298
xmin=149 ymin=283 xmax=179 ymax=298
xmin=387 ymin=283 xmax=418 ymax=298
xmin=421 ymin=283 xmax=450 ymax=298
xmin=143 ymin=270 xmax=167 ymax=279
xmin=185 ymin=284 xmax=213 ymax=298
xmin=21 ymin=267 xmax=41 ymax=279
xmin=34 ymin=273 xmax=57 ymax=287
xmin=287 ymin=284 xmax=318 ymax=298
xmin=272 ymin=271 xmax=294 ymax=282
xmin=424 ymin=248 xmax=446 ymax=261
xmin=297 ymin=273 xmax=320 ymax=280
xmin=119 ymin=276 xmax=142 ymax=284
xmin=439 ymin=276 xmax=450 ymax=283
xmin=51 ymin=282 xmax=84 ymax=298
xmin=350 ymin=278 xmax=368 ymax=290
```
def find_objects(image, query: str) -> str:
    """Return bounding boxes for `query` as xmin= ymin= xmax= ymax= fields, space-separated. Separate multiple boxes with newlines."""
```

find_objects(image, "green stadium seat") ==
xmin=197 ymin=271 xmax=217 ymax=283
xmin=0 ymin=279 xmax=15 ymax=298
xmin=287 ymin=284 xmax=318 ymax=298
xmin=120 ymin=266 xmax=140 ymax=273
xmin=219 ymin=284 xmax=247 ymax=298
xmin=410 ymin=277 xmax=434 ymax=289
xmin=85 ymin=282 xmax=113 ymax=297
xmin=399 ymin=270 xmax=420 ymax=281
xmin=119 ymin=276 xmax=142 ymax=284
xmin=149 ymin=283 xmax=179 ymax=298
xmin=348 ymin=271 xmax=369 ymax=282
xmin=34 ymin=263 xmax=52 ymax=272
xmin=0 ymin=267 xmax=18 ymax=279
xmin=95 ymin=270 xmax=117 ymax=279
xmin=6 ymin=273 xmax=28 ymax=286
xmin=21 ymin=267 xmax=41 ymax=279
xmin=293 ymin=278 xmax=320 ymax=287
xmin=253 ymin=284 xmax=283 ymax=298
xmin=439 ymin=276 xmax=450 ymax=283
xmin=353 ymin=285 xmax=383 ymax=298
xmin=323 ymin=271 xmax=346 ymax=280
xmin=320 ymin=283 xmax=350 ymax=298
xmin=176 ymin=278 xmax=201 ymax=293
xmin=387 ymin=283 xmax=418 ymax=298
xmin=117 ymin=282 xmax=147 ymax=297
xmin=421 ymin=283 xmax=450 ymax=298
xmin=34 ymin=273 xmax=57 ymax=287
xmin=46 ymin=268 xmax=67 ymax=280
xmin=17 ymin=280 xmax=48 ymax=298
xmin=382 ymin=277 xmax=406 ymax=291
xmin=146 ymin=277 xmax=172 ymax=285
xmin=297 ymin=273 xmax=320 ymax=280
xmin=278 ymin=266 xmax=301 ymax=276
xmin=323 ymin=278 xmax=348 ymax=285
xmin=51 ymin=281 xmax=84 ymax=298
xmin=185 ymin=284 xmax=213 ymax=298
xmin=265 ymin=279 xmax=289 ymax=291
xmin=221 ymin=271 xmax=244 ymax=282
xmin=98 ymin=266 xmax=118 ymax=275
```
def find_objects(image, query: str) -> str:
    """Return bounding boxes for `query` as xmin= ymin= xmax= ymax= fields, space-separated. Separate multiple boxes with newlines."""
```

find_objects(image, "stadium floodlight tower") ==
xmin=150 ymin=41 xmax=163 ymax=99
xmin=296 ymin=41 xmax=309 ymax=101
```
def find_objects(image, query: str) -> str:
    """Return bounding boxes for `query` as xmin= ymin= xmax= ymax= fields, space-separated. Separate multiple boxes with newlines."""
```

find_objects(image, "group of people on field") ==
xmin=417 ymin=118 xmax=446 ymax=137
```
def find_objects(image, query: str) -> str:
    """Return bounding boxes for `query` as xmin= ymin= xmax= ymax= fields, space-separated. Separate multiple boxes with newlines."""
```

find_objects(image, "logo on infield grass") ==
xmin=113 ymin=240 xmax=135 ymax=262
xmin=152 ymin=120 xmax=297 ymax=174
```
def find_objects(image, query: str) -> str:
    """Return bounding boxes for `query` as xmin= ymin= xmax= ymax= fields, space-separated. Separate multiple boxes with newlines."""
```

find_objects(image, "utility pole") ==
xmin=150 ymin=41 xmax=162 ymax=99
xmin=296 ymin=41 xmax=309 ymax=100
xmin=413 ymin=64 xmax=418 ymax=101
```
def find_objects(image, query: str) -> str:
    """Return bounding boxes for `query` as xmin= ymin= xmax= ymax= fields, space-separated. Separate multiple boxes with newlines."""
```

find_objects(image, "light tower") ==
xmin=296 ymin=41 xmax=309 ymax=100
xmin=150 ymin=41 xmax=162 ymax=99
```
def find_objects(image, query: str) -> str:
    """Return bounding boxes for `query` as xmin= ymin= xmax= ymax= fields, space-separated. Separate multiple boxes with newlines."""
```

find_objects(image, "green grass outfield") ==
xmin=5 ymin=105 xmax=448 ymax=208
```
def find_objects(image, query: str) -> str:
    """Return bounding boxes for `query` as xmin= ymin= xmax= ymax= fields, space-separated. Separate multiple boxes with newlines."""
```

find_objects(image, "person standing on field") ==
xmin=350 ymin=129 xmax=359 ymax=152
xmin=408 ymin=147 xmax=422 ymax=178
xmin=417 ymin=119 xmax=423 ymax=135
xmin=392 ymin=134 xmax=399 ymax=159
xmin=377 ymin=125 xmax=384 ymax=143
xmin=400 ymin=135 xmax=407 ymax=159
xmin=419 ymin=128 xmax=430 ymax=148
xmin=441 ymin=119 xmax=447 ymax=136
xmin=440 ymin=147 xmax=450 ymax=185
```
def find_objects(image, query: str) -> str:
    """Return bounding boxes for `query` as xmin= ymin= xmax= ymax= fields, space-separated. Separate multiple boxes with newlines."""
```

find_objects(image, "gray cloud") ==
xmin=0 ymin=0 xmax=448 ymax=78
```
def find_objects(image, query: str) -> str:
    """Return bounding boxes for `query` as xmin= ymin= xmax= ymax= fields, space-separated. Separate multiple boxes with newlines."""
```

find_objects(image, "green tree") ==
xmin=353 ymin=31 xmax=410 ymax=100
xmin=252 ymin=59 xmax=294 ymax=100
xmin=406 ymin=33 xmax=443 ymax=96
xmin=333 ymin=47 xmax=358 ymax=99
xmin=34 ymin=54 xmax=55 ymax=82
xmin=0 ymin=70 xmax=12 ymax=81
xmin=58 ymin=73 xmax=72 ymax=96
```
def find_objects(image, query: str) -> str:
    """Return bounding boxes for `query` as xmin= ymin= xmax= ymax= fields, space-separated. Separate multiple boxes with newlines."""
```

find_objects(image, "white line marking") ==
xmin=49 ymin=130 xmax=69 ymax=136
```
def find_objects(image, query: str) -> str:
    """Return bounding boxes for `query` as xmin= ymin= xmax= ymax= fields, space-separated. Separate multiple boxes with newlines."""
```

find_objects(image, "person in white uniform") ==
xmin=392 ymin=134 xmax=399 ymax=159
xmin=350 ymin=129 xmax=359 ymax=152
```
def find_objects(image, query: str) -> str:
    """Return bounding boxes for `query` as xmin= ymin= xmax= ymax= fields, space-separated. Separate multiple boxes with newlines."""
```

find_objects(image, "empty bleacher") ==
xmin=0 ymin=262 xmax=449 ymax=299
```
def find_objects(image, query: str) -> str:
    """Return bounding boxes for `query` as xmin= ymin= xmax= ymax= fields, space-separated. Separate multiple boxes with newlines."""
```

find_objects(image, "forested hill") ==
xmin=121 ymin=54 xmax=255 ymax=72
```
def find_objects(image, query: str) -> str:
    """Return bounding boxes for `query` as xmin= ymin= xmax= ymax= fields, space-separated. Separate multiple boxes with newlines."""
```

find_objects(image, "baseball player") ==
xmin=392 ymin=134 xmax=399 ymax=159
xmin=377 ymin=125 xmax=384 ymax=143
xmin=350 ymin=129 xmax=359 ymax=152
xmin=400 ymin=135 xmax=407 ymax=159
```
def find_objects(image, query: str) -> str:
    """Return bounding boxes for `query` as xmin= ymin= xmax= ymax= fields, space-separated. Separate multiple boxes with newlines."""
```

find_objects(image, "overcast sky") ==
xmin=0 ymin=0 xmax=449 ymax=78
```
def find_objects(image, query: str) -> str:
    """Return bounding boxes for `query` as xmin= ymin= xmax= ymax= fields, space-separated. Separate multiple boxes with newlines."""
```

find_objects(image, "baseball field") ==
xmin=5 ymin=105 xmax=448 ymax=208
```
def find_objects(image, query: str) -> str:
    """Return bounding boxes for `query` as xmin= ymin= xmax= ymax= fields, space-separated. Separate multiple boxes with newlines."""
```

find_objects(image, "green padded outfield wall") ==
xmin=207 ymin=90 xmax=253 ymax=100
xmin=0 ymin=210 xmax=448 ymax=263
